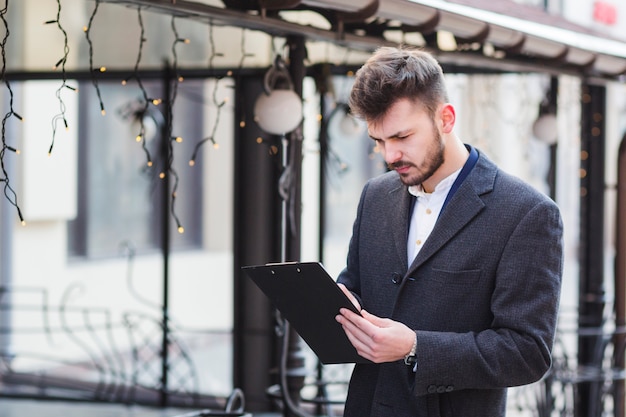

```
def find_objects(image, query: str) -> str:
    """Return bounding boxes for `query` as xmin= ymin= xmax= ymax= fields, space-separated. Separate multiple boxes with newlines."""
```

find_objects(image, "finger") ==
xmin=338 ymin=310 xmax=373 ymax=343
xmin=360 ymin=310 xmax=392 ymax=328
xmin=339 ymin=319 xmax=375 ymax=359
xmin=338 ymin=284 xmax=361 ymax=310
xmin=339 ymin=307 xmax=361 ymax=318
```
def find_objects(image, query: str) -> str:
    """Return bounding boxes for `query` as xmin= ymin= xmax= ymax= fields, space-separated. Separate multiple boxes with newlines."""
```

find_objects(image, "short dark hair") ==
xmin=349 ymin=47 xmax=449 ymax=122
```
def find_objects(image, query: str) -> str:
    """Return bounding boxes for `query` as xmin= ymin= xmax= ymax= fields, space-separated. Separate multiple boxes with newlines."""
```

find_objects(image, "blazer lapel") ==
xmin=387 ymin=183 xmax=414 ymax=273
xmin=406 ymin=154 xmax=497 ymax=276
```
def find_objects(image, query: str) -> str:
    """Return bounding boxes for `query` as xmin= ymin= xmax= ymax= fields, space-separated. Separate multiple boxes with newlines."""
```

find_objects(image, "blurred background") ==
xmin=1 ymin=0 xmax=626 ymax=416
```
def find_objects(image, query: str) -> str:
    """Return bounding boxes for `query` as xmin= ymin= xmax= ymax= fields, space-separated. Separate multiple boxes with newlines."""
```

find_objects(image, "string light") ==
xmin=46 ymin=0 xmax=76 ymax=156
xmin=83 ymin=0 xmax=106 ymax=116
xmin=189 ymin=26 xmax=253 ymax=165
xmin=115 ymin=9 xmax=193 ymax=236
xmin=122 ymin=7 xmax=155 ymax=167
xmin=237 ymin=29 xmax=255 ymax=134
xmin=237 ymin=28 xmax=254 ymax=129
xmin=0 ymin=0 xmax=25 ymax=224
xmin=188 ymin=22 xmax=225 ymax=165
xmin=166 ymin=16 xmax=188 ymax=234
xmin=206 ymin=21 xmax=223 ymax=70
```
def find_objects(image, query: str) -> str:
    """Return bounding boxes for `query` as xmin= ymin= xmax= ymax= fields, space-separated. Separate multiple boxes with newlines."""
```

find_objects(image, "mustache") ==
xmin=388 ymin=161 xmax=415 ymax=170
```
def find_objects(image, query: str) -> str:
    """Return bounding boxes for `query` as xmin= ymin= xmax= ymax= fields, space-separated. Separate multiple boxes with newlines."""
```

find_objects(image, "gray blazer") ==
xmin=338 ymin=149 xmax=563 ymax=417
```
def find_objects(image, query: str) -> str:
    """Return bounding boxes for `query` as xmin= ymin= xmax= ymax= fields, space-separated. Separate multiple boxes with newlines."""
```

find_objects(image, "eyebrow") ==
xmin=369 ymin=129 xmax=411 ymax=141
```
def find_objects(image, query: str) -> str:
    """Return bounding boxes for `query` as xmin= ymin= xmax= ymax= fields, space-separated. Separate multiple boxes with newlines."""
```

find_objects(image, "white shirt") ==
xmin=407 ymin=168 xmax=462 ymax=265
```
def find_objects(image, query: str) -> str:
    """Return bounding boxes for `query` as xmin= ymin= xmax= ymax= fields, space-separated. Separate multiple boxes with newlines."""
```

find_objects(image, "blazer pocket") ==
xmin=430 ymin=268 xmax=482 ymax=287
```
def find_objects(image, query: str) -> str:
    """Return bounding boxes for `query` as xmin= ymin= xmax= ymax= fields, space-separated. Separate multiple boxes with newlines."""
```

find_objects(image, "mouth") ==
xmin=389 ymin=162 xmax=412 ymax=174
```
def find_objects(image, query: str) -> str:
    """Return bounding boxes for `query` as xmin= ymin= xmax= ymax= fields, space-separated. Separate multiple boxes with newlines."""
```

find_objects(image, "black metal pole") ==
xmin=316 ymin=67 xmax=330 ymax=417
xmin=282 ymin=35 xmax=308 ymax=417
xmin=315 ymin=65 xmax=329 ymax=270
xmin=233 ymin=73 xmax=283 ymax=412
xmin=577 ymin=82 xmax=607 ymax=417
xmin=159 ymin=62 xmax=173 ymax=408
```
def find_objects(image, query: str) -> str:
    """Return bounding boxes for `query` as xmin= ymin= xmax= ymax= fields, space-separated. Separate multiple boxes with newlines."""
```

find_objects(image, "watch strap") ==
xmin=404 ymin=332 xmax=417 ymax=366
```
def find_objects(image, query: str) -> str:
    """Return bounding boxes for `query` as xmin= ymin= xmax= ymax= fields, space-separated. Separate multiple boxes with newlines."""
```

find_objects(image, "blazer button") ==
xmin=445 ymin=386 xmax=454 ymax=392
xmin=427 ymin=385 xmax=437 ymax=394
xmin=436 ymin=386 xmax=446 ymax=394
xmin=391 ymin=272 xmax=403 ymax=284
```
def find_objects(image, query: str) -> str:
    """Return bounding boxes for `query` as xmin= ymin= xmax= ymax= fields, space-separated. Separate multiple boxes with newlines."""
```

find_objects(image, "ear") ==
xmin=440 ymin=104 xmax=456 ymax=134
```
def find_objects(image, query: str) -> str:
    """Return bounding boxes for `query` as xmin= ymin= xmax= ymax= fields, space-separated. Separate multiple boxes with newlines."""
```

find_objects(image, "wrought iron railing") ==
xmin=0 ymin=283 xmax=231 ymax=408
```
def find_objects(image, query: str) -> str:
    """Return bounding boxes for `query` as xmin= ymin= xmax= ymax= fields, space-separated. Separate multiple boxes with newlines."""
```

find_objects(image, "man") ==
xmin=334 ymin=47 xmax=563 ymax=416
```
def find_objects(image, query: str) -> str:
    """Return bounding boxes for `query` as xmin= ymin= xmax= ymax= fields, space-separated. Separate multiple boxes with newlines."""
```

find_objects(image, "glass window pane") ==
xmin=69 ymin=78 xmax=205 ymax=258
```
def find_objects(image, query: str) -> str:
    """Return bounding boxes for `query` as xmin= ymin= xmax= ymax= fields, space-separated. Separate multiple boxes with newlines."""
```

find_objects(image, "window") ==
xmin=69 ymin=78 xmax=206 ymax=258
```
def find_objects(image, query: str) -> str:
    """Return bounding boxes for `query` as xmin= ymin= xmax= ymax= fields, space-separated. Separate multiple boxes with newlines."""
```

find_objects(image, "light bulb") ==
xmin=254 ymin=90 xmax=303 ymax=135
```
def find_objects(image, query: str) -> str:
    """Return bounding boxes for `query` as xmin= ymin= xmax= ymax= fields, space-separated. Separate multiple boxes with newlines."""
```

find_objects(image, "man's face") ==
xmin=368 ymin=98 xmax=444 ymax=187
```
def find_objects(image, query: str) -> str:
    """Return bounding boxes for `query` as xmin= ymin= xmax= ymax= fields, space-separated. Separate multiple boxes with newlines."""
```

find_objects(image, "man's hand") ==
xmin=335 ymin=307 xmax=415 ymax=363
xmin=338 ymin=283 xmax=361 ymax=311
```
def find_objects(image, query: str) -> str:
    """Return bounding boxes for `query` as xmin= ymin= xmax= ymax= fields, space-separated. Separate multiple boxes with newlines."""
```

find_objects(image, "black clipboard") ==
xmin=242 ymin=261 xmax=369 ymax=364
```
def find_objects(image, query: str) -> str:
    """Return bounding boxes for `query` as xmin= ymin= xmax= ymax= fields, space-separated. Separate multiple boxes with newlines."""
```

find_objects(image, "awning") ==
xmin=101 ymin=0 xmax=626 ymax=80
xmin=397 ymin=0 xmax=626 ymax=77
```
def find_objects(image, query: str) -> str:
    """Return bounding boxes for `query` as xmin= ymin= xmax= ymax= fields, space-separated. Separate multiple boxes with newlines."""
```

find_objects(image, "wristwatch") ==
xmin=404 ymin=333 xmax=417 ymax=366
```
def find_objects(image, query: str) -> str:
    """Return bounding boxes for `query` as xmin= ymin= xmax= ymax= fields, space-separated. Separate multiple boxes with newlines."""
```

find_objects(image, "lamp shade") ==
xmin=327 ymin=103 xmax=365 ymax=140
xmin=532 ymin=113 xmax=558 ymax=145
xmin=254 ymin=89 xmax=303 ymax=135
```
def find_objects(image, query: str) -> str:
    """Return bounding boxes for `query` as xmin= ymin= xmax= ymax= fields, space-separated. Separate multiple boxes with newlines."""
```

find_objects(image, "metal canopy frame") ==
xmin=98 ymin=0 xmax=626 ymax=81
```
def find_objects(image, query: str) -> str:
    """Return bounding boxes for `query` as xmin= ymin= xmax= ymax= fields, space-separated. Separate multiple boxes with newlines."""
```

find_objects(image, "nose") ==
xmin=382 ymin=141 xmax=402 ymax=165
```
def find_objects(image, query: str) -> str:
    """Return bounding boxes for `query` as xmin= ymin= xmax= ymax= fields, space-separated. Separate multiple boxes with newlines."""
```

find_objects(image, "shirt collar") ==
xmin=408 ymin=167 xmax=463 ymax=198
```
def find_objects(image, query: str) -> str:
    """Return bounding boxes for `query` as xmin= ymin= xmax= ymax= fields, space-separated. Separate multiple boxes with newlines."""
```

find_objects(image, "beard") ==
xmin=388 ymin=128 xmax=445 ymax=187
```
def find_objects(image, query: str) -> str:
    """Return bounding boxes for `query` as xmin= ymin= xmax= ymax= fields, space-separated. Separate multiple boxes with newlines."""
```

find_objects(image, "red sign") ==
xmin=593 ymin=1 xmax=617 ymax=26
